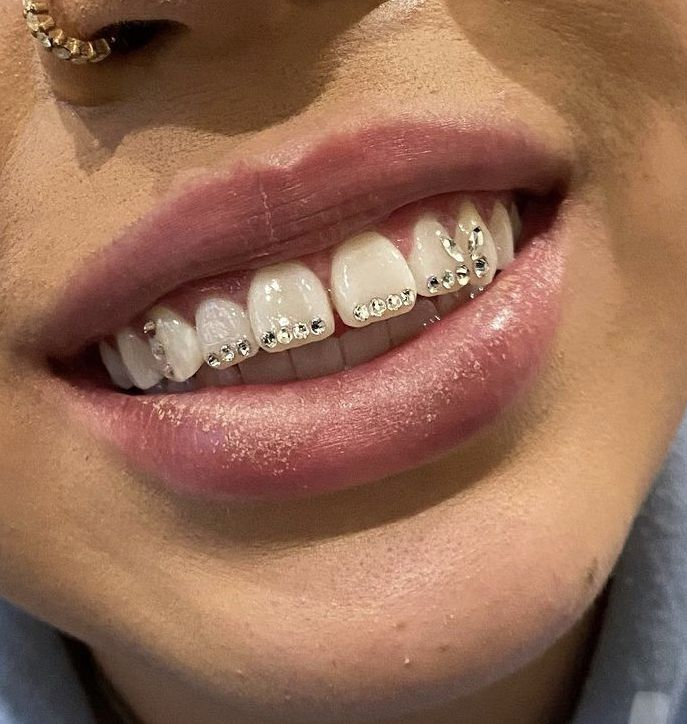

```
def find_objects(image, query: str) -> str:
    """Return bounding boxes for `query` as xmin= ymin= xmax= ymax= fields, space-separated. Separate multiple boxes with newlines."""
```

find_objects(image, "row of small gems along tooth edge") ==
xmin=142 ymin=321 xmax=175 ymax=379
xmin=260 ymin=318 xmax=327 ymax=350
xmin=353 ymin=289 xmax=416 ymax=324
xmin=206 ymin=338 xmax=253 ymax=369
xmin=22 ymin=0 xmax=112 ymax=63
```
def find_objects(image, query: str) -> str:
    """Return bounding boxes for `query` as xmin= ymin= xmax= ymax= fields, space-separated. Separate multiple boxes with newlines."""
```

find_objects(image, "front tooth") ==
xmin=490 ymin=201 xmax=515 ymax=270
xmin=330 ymin=232 xmax=417 ymax=328
xmin=99 ymin=340 xmax=134 ymax=390
xmin=195 ymin=298 xmax=258 ymax=370
xmin=247 ymin=262 xmax=334 ymax=352
xmin=144 ymin=306 xmax=203 ymax=383
xmin=407 ymin=215 xmax=471 ymax=297
xmin=455 ymin=201 xmax=498 ymax=288
xmin=116 ymin=328 xmax=164 ymax=390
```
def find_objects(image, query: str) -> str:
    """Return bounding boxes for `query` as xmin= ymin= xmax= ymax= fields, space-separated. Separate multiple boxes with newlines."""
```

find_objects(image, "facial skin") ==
xmin=1 ymin=1 xmax=687 ymax=723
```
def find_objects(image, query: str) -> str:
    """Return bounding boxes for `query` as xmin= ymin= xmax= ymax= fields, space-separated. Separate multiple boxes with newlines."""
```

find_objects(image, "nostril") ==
xmin=99 ymin=19 xmax=182 ymax=57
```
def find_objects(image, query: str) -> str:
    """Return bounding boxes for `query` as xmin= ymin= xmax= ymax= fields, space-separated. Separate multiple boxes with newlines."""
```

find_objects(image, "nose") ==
xmin=51 ymin=0 xmax=385 ymax=47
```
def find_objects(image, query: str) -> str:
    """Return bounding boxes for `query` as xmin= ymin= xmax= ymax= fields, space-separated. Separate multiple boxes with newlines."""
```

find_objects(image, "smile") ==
xmin=43 ymin=117 xmax=571 ymax=500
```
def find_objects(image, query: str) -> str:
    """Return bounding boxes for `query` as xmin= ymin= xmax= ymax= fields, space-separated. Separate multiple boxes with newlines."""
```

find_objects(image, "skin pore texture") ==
xmin=1 ymin=1 xmax=687 ymax=722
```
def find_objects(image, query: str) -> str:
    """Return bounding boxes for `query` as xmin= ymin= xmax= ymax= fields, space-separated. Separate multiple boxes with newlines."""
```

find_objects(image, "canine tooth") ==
xmin=490 ymin=201 xmax=515 ymax=269
xmin=248 ymin=262 xmax=334 ymax=353
xmin=387 ymin=298 xmax=438 ymax=345
xmin=407 ymin=215 xmax=470 ymax=297
xmin=146 ymin=306 xmax=204 ymax=383
xmin=340 ymin=321 xmax=392 ymax=368
xmin=98 ymin=340 xmax=134 ymax=390
xmin=331 ymin=232 xmax=417 ymax=328
xmin=115 ymin=328 xmax=164 ymax=390
xmin=195 ymin=298 xmax=258 ymax=369
xmin=291 ymin=337 xmax=345 ymax=380
xmin=239 ymin=350 xmax=297 ymax=385
xmin=455 ymin=201 xmax=498 ymax=288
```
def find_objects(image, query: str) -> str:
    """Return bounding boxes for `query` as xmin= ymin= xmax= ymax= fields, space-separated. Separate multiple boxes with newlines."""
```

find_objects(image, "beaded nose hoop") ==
xmin=22 ymin=0 xmax=114 ymax=63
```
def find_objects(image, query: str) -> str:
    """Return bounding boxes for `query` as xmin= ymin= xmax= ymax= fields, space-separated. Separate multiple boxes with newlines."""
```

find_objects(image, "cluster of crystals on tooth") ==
xmin=426 ymin=233 xmax=472 ymax=294
xmin=353 ymin=289 xmax=416 ymax=323
xmin=260 ymin=318 xmax=327 ymax=349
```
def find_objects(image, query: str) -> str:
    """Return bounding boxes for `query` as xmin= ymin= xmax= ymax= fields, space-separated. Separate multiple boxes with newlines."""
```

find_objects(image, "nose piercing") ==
xmin=22 ymin=0 xmax=114 ymax=63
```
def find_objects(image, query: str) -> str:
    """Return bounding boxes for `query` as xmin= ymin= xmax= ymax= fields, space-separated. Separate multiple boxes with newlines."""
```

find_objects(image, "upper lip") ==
xmin=37 ymin=114 xmax=571 ymax=359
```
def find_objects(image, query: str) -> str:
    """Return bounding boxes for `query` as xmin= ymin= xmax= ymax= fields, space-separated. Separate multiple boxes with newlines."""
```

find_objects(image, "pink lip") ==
xmin=42 ymin=116 xmax=569 ymax=501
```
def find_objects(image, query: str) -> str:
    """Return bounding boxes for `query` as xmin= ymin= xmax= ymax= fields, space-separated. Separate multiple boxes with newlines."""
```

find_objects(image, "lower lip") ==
xmin=55 ymin=225 xmax=564 ymax=501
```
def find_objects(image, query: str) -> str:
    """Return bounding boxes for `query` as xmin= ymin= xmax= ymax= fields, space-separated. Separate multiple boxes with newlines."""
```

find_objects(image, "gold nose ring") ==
xmin=22 ymin=0 xmax=114 ymax=63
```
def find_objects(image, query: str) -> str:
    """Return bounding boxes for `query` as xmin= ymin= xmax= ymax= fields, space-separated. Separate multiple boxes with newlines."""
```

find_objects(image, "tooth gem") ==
xmin=277 ymin=328 xmax=293 ymax=345
xmin=261 ymin=331 xmax=278 ymax=349
xmin=468 ymin=227 xmax=485 ymax=254
xmin=205 ymin=339 xmax=250 ymax=368
xmin=386 ymin=294 xmax=403 ymax=311
xmin=142 ymin=321 xmax=157 ymax=337
xmin=206 ymin=353 xmax=222 ymax=369
xmin=293 ymin=322 xmax=310 ymax=341
xmin=237 ymin=339 xmax=252 ymax=357
xmin=442 ymin=271 xmax=456 ymax=290
xmin=401 ymin=289 xmax=416 ymax=306
xmin=311 ymin=318 xmax=327 ymax=336
xmin=473 ymin=256 xmax=490 ymax=279
xmin=219 ymin=345 xmax=236 ymax=364
xmin=369 ymin=298 xmax=387 ymax=317
xmin=456 ymin=265 xmax=471 ymax=286
xmin=441 ymin=235 xmax=466 ymax=264
xmin=427 ymin=276 xmax=441 ymax=294
xmin=354 ymin=304 xmax=371 ymax=323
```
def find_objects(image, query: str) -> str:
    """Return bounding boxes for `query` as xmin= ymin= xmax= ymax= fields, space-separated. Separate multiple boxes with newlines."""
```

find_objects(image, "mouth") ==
xmin=43 ymin=117 xmax=570 ymax=501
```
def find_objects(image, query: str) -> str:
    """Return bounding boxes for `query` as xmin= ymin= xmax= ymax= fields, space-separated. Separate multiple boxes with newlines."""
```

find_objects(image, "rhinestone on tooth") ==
xmin=456 ymin=264 xmax=471 ymax=286
xmin=386 ymin=293 xmax=402 ymax=312
xmin=369 ymin=298 xmax=387 ymax=317
xmin=310 ymin=318 xmax=327 ymax=335
xmin=468 ymin=226 xmax=485 ymax=254
xmin=352 ymin=290 xmax=416 ymax=322
xmin=353 ymin=304 xmax=371 ymax=323
xmin=142 ymin=321 xmax=157 ymax=337
xmin=237 ymin=339 xmax=252 ymax=357
xmin=401 ymin=289 xmax=416 ymax=306
xmin=427 ymin=276 xmax=441 ymax=294
xmin=261 ymin=331 xmax=278 ymax=349
xmin=206 ymin=338 xmax=252 ymax=368
xmin=472 ymin=256 xmax=490 ymax=279
xmin=293 ymin=322 xmax=310 ymax=341
xmin=260 ymin=319 xmax=326 ymax=349
xmin=277 ymin=327 xmax=293 ymax=345
xmin=441 ymin=270 xmax=456 ymax=290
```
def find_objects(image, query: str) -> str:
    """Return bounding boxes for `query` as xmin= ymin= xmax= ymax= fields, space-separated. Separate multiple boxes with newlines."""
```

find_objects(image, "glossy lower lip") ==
xmin=57 ymin=228 xmax=564 ymax=501
xmin=36 ymin=115 xmax=569 ymax=358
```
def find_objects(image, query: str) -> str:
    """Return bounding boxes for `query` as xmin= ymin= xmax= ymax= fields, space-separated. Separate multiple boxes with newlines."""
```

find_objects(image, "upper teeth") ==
xmin=101 ymin=199 xmax=520 ymax=389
